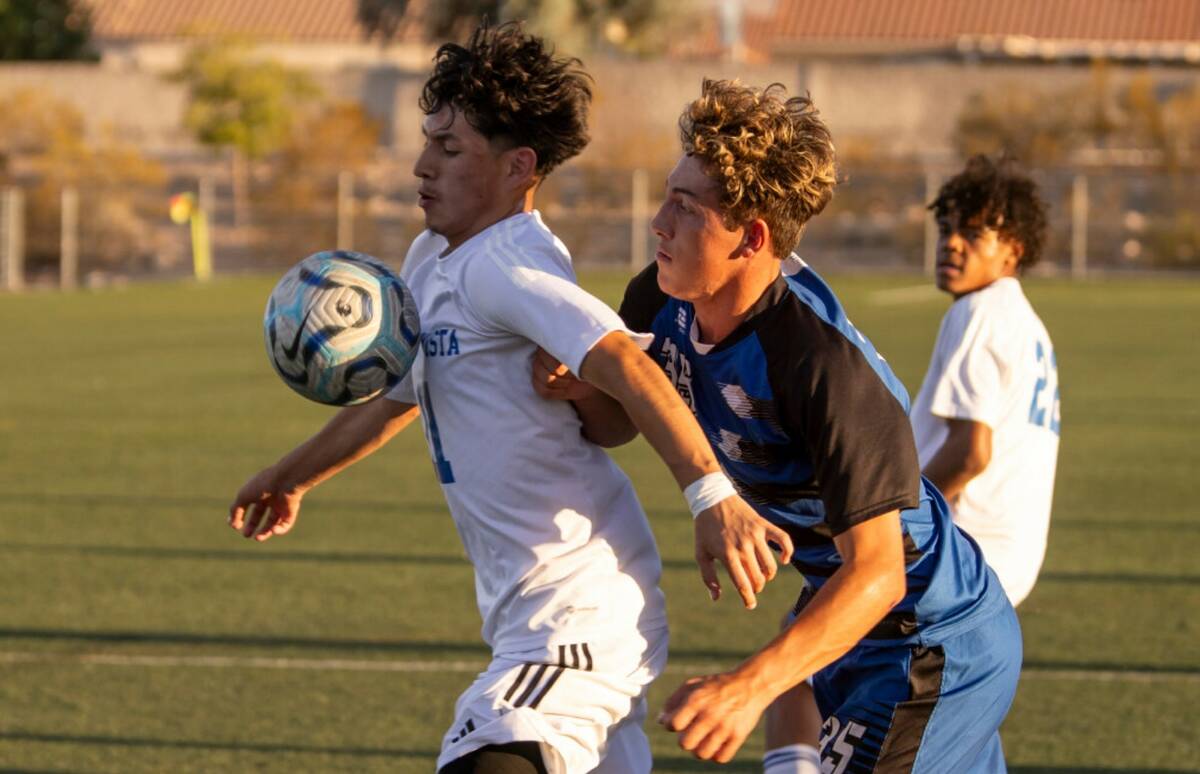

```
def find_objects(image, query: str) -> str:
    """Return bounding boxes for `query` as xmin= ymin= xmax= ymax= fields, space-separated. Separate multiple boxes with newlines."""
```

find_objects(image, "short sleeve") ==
xmin=927 ymin=300 xmax=1005 ymax=428
xmin=618 ymin=263 xmax=670 ymax=333
xmin=384 ymin=368 xmax=416 ymax=405
xmin=767 ymin=302 xmax=921 ymax=535
xmin=463 ymin=247 xmax=651 ymax=374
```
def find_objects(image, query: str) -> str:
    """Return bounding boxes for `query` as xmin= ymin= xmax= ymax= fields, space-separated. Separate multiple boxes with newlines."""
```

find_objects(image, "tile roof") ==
xmin=82 ymin=0 xmax=1200 ymax=58
xmin=84 ymin=0 xmax=425 ymax=43
xmin=750 ymin=0 xmax=1200 ymax=52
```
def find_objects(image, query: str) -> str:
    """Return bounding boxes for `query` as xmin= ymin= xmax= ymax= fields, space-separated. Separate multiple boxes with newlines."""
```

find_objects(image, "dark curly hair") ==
xmin=928 ymin=155 xmax=1049 ymax=271
xmin=419 ymin=22 xmax=592 ymax=177
xmin=679 ymin=79 xmax=837 ymax=256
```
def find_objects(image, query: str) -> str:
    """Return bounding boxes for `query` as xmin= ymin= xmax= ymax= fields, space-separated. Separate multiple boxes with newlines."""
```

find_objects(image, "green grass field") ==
xmin=1 ymin=271 xmax=1197 ymax=773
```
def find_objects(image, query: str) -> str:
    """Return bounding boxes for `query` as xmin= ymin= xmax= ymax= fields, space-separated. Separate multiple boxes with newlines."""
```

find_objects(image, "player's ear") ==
xmin=740 ymin=219 xmax=769 ymax=257
xmin=1002 ymin=236 xmax=1023 ymax=274
xmin=507 ymin=146 xmax=538 ymax=189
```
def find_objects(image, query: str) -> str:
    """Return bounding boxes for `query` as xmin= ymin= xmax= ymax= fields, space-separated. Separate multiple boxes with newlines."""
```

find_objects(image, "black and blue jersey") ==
xmin=620 ymin=260 xmax=1006 ymax=646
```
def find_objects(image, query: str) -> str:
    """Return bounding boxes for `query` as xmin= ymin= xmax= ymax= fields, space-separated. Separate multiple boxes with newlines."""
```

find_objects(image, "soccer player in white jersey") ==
xmin=227 ymin=24 xmax=792 ymax=774
xmin=911 ymin=155 xmax=1061 ymax=606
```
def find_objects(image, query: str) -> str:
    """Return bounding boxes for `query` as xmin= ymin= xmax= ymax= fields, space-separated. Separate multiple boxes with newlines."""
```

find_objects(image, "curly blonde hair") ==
xmin=680 ymin=79 xmax=837 ymax=255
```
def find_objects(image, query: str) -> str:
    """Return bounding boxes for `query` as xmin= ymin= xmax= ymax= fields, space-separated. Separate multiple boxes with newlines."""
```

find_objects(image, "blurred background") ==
xmin=1 ymin=0 xmax=1199 ymax=288
xmin=0 ymin=3 xmax=1197 ymax=773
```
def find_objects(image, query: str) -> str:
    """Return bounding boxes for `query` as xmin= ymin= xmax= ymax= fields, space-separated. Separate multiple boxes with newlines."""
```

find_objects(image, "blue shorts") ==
xmin=812 ymin=600 xmax=1022 ymax=773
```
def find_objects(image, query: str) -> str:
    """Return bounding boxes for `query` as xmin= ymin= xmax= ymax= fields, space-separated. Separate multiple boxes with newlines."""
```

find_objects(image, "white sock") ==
xmin=763 ymin=743 xmax=822 ymax=774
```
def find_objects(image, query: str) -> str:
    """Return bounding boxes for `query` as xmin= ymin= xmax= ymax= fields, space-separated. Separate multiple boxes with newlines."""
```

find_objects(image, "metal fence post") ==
xmin=0 ymin=188 xmax=6 ymax=290
xmin=2 ymin=187 xmax=25 ymax=292
xmin=231 ymin=148 xmax=249 ymax=230
xmin=630 ymin=168 xmax=648 ymax=271
xmin=61 ymin=186 xmax=79 ymax=290
xmin=1071 ymin=174 xmax=1089 ymax=278
xmin=337 ymin=170 xmax=354 ymax=251
xmin=924 ymin=169 xmax=940 ymax=276
xmin=199 ymin=175 xmax=215 ymax=226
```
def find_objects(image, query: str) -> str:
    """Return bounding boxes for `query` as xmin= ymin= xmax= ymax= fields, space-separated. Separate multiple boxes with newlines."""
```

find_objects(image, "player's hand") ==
xmin=530 ymin=347 xmax=596 ymax=402
xmin=658 ymin=671 xmax=770 ymax=763
xmin=228 ymin=468 xmax=306 ymax=543
xmin=695 ymin=497 xmax=794 ymax=609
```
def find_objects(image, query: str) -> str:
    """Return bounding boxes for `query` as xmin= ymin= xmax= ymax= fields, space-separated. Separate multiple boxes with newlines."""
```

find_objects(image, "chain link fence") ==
xmin=2 ymin=160 xmax=1198 ymax=290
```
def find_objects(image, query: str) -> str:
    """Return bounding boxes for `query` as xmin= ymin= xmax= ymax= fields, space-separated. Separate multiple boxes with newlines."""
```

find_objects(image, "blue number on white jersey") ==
xmin=417 ymin=384 xmax=456 ymax=483
xmin=1028 ymin=341 xmax=1061 ymax=435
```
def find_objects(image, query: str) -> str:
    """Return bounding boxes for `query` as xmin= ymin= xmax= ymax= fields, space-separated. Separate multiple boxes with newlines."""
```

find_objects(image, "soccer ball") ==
xmin=264 ymin=250 xmax=420 ymax=406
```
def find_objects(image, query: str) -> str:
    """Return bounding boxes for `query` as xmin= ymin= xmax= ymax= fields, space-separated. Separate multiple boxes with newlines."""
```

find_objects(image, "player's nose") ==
xmin=943 ymin=231 xmax=967 ymax=251
xmin=412 ymin=148 xmax=434 ymax=180
xmin=650 ymin=202 xmax=671 ymax=240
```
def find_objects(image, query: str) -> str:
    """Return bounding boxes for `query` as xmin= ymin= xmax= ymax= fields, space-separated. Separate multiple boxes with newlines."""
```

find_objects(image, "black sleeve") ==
xmin=617 ymin=262 xmax=670 ymax=332
xmin=766 ymin=301 xmax=921 ymax=535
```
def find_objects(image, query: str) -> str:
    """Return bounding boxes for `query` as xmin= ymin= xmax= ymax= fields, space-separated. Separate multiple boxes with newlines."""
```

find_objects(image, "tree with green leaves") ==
xmin=0 ymin=0 xmax=93 ymax=60
xmin=0 ymin=89 xmax=164 ymax=274
xmin=954 ymin=83 xmax=1085 ymax=166
xmin=954 ymin=64 xmax=1200 ymax=172
xmin=174 ymin=36 xmax=321 ymax=161
xmin=172 ymin=36 xmax=321 ymax=225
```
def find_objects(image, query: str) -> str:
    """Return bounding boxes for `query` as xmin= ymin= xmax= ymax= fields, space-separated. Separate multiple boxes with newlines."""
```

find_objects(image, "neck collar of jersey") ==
xmin=692 ymin=261 xmax=794 ymax=355
xmin=437 ymin=209 xmax=541 ymax=260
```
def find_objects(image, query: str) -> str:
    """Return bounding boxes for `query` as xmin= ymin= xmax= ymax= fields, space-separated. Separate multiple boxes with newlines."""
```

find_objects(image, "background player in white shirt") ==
xmin=912 ymin=155 xmax=1061 ymax=606
xmin=227 ymin=23 xmax=792 ymax=774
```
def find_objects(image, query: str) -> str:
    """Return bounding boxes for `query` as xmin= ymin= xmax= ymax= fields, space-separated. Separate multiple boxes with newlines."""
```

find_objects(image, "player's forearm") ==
xmin=571 ymin=388 xmax=639 ymax=447
xmin=923 ymin=456 xmax=974 ymax=502
xmin=735 ymin=519 xmax=906 ymax=698
xmin=271 ymin=398 xmax=420 ymax=492
xmin=924 ymin=420 xmax=992 ymax=502
xmin=579 ymin=332 xmax=720 ymax=488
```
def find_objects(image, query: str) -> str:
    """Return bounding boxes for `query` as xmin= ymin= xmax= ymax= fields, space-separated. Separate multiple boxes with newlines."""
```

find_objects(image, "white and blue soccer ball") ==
xmin=264 ymin=250 xmax=420 ymax=406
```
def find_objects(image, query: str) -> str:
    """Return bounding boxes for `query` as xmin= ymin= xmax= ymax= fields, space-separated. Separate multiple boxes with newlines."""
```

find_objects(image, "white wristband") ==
xmin=684 ymin=472 xmax=738 ymax=519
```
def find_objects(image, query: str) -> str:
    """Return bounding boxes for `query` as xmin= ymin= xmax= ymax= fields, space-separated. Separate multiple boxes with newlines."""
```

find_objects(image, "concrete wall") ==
xmin=0 ymin=58 xmax=801 ymax=163
xmin=0 ymin=63 xmax=191 ymax=152
xmin=97 ymin=40 xmax=436 ymax=74
xmin=1 ymin=56 xmax=1196 ymax=162
xmin=801 ymin=59 xmax=1200 ymax=160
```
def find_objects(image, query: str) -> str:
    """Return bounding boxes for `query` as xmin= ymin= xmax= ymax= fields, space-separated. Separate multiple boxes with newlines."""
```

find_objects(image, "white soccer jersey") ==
xmin=911 ymin=277 xmax=1060 ymax=605
xmin=386 ymin=210 xmax=667 ymax=654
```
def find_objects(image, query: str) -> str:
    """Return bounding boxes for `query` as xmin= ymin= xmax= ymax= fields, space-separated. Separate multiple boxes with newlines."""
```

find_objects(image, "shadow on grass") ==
xmin=0 ymin=626 xmax=491 ymax=657
xmin=0 ymin=731 xmax=435 ymax=759
xmin=1 ymin=491 xmax=448 ymax=516
xmin=2 ymin=626 xmax=1198 ymax=678
xmin=8 ymin=542 xmax=1200 ymax=588
xmin=0 ymin=541 xmax=473 ymax=567
xmin=0 ymin=625 xmax=750 ymax=662
xmin=0 ymin=540 xmax=699 ymax=573
xmin=1021 ymin=659 xmax=1200 ymax=676
xmin=1051 ymin=519 xmax=1200 ymax=532
xmin=1038 ymin=571 xmax=1200 ymax=586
